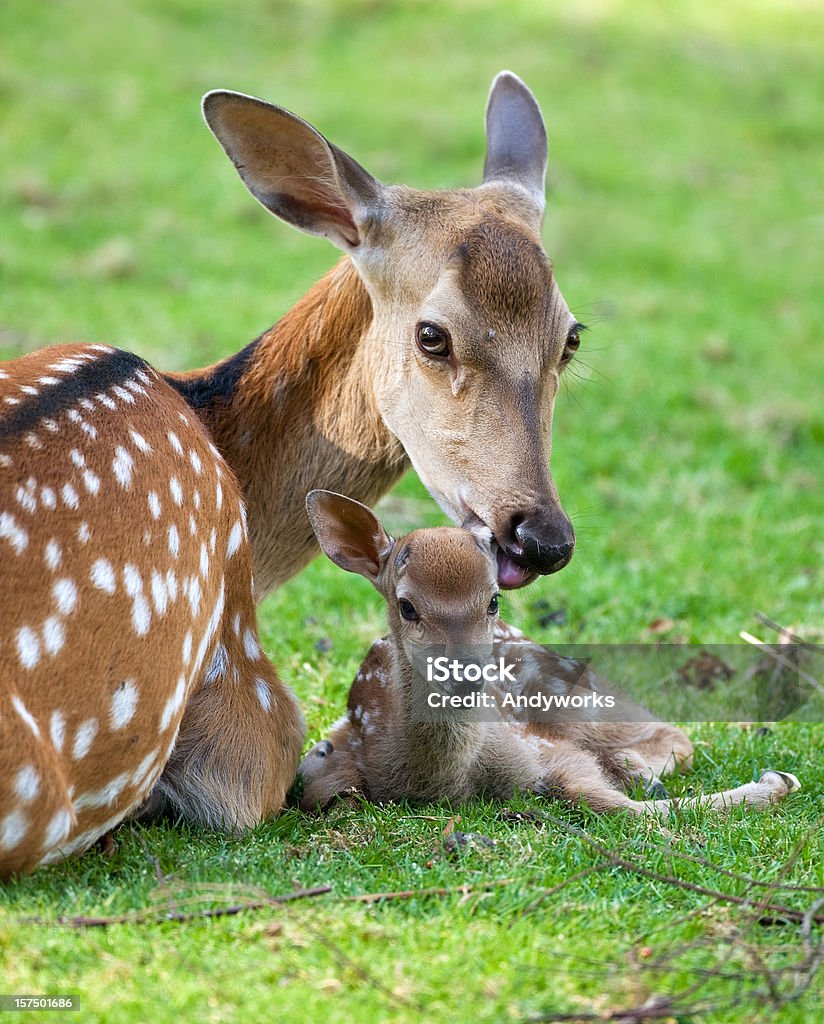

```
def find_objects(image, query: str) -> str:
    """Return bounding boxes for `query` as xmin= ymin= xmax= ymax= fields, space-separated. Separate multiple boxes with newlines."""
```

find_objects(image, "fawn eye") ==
xmin=487 ymin=594 xmax=499 ymax=616
xmin=562 ymin=323 xmax=583 ymax=363
xmin=398 ymin=598 xmax=420 ymax=622
xmin=416 ymin=322 xmax=451 ymax=359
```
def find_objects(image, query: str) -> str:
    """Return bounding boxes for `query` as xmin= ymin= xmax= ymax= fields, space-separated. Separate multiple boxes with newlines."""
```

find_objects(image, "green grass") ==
xmin=1 ymin=1 xmax=822 ymax=1021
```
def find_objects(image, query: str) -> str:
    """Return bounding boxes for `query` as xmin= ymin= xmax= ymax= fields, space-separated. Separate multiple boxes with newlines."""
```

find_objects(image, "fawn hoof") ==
xmin=759 ymin=770 xmax=801 ymax=794
xmin=644 ymin=778 xmax=669 ymax=800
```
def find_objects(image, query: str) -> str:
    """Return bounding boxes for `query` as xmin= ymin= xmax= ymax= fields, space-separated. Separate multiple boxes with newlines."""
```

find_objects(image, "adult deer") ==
xmin=1 ymin=72 xmax=579 ymax=876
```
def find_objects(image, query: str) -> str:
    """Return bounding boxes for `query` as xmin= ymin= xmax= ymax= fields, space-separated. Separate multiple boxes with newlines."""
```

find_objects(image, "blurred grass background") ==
xmin=1 ymin=1 xmax=822 ymax=1021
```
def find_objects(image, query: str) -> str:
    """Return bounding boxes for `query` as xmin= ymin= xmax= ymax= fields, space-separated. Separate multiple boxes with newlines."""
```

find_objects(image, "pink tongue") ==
xmin=496 ymin=551 xmax=532 ymax=589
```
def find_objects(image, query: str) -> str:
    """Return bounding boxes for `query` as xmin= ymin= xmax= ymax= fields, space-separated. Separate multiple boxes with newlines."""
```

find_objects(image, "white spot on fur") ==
xmin=53 ymin=578 xmax=78 ymax=615
xmin=42 ymin=616 xmax=65 ymax=657
xmin=97 ymin=393 xmax=117 ymax=410
xmin=61 ymin=483 xmax=79 ymax=509
xmin=112 ymin=385 xmax=135 ymax=404
xmin=15 ymin=765 xmax=40 ymax=803
xmin=72 ymin=719 xmax=99 ymax=760
xmin=50 ymin=710 xmax=66 ymax=752
xmin=0 ymin=512 xmax=28 ymax=554
xmin=189 ymin=450 xmax=202 ymax=474
xmin=168 ymin=431 xmax=183 ymax=455
xmin=91 ymin=558 xmax=116 ymax=594
xmin=44 ymin=539 xmax=62 ymax=570
xmin=16 ymin=626 xmax=40 ymax=669
xmin=151 ymin=570 xmax=168 ymax=615
xmin=113 ymin=446 xmax=134 ymax=488
xmin=199 ymin=543 xmax=209 ymax=578
xmin=40 ymin=486 xmax=56 ymax=509
xmin=110 ymin=680 xmax=138 ymax=730
xmin=42 ymin=809 xmax=72 ymax=849
xmin=244 ymin=629 xmax=260 ymax=661
xmin=75 ymin=773 xmax=130 ymax=810
xmin=160 ymin=675 xmax=187 ymax=731
xmin=187 ymin=575 xmax=202 ymax=616
xmin=204 ymin=643 xmax=229 ymax=684
xmin=130 ymin=429 xmax=152 ymax=452
xmin=170 ymin=476 xmax=183 ymax=506
xmin=15 ymin=484 xmax=37 ymax=514
xmin=131 ymin=748 xmax=159 ymax=789
xmin=0 ymin=810 xmax=28 ymax=851
xmin=77 ymin=521 xmax=91 ymax=544
xmin=83 ymin=469 xmax=100 ymax=495
xmin=12 ymin=695 xmax=40 ymax=736
xmin=227 ymin=521 xmax=242 ymax=558
xmin=215 ymin=480 xmax=223 ymax=511
xmin=148 ymin=491 xmax=161 ymax=519
xmin=182 ymin=630 xmax=193 ymax=666
xmin=168 ymin=524 xmax=180 ymax=558
xmin=255 ymin=678 xmax=272 ymax=712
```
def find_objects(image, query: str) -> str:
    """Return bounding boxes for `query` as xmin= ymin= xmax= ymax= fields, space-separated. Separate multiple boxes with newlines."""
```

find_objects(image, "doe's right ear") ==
xmin=306 ymin=490 xmax=393 ymax=583
xmin=202 ymin=90 xmax=384 ymax=252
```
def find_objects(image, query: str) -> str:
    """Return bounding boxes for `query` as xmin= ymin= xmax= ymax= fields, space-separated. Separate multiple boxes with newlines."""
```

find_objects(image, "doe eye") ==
xmin=562 ymin=323 xmax=583 ymax=363
xmin=487 ymin=594 xmax=499 ymax=616
xmin=399 ymin=598 xmax=420 ymax=622
xmin=416 ymin=322 xmax=451 ymax=358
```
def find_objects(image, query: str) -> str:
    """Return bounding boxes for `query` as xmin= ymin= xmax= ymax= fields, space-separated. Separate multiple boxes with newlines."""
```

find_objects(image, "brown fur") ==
xmin=0 ymin=345 xmax=303 ymax=876
xmin=299 ymin=492 xmax=801 ymax=819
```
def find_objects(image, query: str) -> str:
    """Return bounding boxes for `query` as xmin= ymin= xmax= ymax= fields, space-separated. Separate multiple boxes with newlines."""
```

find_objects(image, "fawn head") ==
xmin=203 ymin=72 xmax=578 ymax=589
xmin=306 ymin=490 xmax=499 ymax=672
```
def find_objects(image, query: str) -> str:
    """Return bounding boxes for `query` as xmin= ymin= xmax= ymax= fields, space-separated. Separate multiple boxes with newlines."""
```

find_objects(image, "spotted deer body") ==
xmin=3 ymin=71 xmax=599 ymax=875
xmin=299 ymin=492 xmax=801 ymax=818
xmin=0 ymin=345 xmax=303 ymax=876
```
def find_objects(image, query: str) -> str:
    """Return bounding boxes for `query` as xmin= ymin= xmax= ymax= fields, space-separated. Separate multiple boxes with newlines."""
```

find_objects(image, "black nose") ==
xmin=313 ymin=740 xmax=334 ymax=758
xmin=509 ymin=512 xmax=575 ymax=574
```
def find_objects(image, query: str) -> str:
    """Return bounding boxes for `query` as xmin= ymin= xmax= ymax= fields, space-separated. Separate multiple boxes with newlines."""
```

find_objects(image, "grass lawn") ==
xmin=1 ymin=1 xmax=822 ymax=1021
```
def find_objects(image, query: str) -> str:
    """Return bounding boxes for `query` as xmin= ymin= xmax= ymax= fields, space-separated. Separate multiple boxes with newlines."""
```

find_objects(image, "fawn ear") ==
xmin=483 ymin=71 xmax=547 ymax=224
xmin=203 ymin=90 xmax=384 ymax=251
xmin=306 ymin=490 xmax=393 ymax=583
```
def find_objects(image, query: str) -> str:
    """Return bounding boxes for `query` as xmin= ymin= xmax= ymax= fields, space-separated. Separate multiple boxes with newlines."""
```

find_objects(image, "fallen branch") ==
xmin=345 ymin=877 xmax=516 ymax=904
xmin=26 ymin=885 xmax=332 ymax=928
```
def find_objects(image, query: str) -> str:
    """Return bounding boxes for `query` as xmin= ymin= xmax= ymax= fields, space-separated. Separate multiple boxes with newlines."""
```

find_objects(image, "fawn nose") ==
xmin=313 ymin=740 xmax=334 ymax=758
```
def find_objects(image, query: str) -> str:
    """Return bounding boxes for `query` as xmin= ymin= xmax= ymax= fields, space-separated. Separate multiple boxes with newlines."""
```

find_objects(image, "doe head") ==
xmin=204 ymin=72 xmax=579 ymax=588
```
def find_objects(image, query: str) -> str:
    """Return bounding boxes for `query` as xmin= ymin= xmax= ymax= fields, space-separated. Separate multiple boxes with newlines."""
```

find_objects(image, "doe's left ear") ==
xmin=483 ymin=70 xmax=548 ymax=223
xmin=306 ymin=490 xmax=393 ymax=583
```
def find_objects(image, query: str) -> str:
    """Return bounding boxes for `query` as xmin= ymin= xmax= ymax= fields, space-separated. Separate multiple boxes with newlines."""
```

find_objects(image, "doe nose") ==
xmin=314 ymin=740 xmax=334 ymax=758
xmin=511 ymin=513 xmax=575 ymax=574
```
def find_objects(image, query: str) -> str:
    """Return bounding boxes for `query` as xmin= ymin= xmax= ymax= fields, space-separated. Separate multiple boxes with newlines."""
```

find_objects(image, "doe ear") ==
xmin=483 ymin=71 xmax=548 ymax=222
xmin=306 ymin=490 xmax=393 ymax=583
xmin=202 ymin=90 xmax=384 ymax=251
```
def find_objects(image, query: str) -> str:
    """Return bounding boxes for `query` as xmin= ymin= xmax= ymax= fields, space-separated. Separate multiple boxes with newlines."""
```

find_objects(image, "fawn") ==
xmin=298 ymin=491 xmax=801 ymax=816
xmin=1 ymin=72 xmax=586 ymax=876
